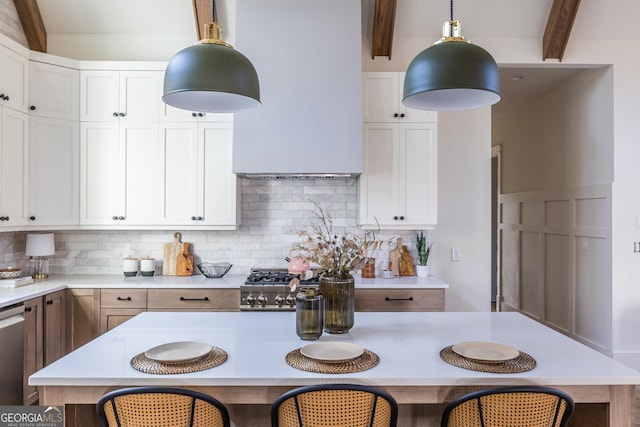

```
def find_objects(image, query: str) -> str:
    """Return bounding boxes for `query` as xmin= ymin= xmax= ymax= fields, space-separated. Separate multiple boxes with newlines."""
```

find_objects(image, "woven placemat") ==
xmin=130 ymin=347 xmax=228 ymax=374
xmin=285 ymin=348 xmax=379 ymax=374
xmin=440 ymin=346 xmax=536 ymax=373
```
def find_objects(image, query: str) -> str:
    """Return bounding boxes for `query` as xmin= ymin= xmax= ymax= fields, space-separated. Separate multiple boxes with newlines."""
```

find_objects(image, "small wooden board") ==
xmin=162 ymin=232 xmax=183 ymax=276
xmin=176 ymin=242 xmax=194 ymax=276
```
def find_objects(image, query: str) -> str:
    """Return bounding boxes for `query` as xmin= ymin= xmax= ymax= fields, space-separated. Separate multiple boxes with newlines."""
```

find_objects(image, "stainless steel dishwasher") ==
xmin=0 ymin=303 xmax=25 ymax=405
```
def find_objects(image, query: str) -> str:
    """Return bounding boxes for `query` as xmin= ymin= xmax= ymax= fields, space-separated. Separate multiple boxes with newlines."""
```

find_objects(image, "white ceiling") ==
xmin=32 ymin=0 xmax=602 ymax=116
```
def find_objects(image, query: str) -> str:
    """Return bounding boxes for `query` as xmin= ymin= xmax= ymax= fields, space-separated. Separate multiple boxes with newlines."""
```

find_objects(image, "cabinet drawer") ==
xmin=355 ymin=289 xmax=444 ymax=312
xmin=147 ymin=289 xmax=240 ymax=310
xmin=100 ymin=289 xmax=147 ymax=308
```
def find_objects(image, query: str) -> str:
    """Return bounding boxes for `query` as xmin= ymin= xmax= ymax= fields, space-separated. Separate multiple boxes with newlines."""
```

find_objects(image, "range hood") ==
xmin=232 ymin=0 xmax=362 ymax=178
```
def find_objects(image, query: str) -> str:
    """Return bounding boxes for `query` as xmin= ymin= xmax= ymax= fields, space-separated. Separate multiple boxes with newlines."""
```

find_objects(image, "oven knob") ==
xmin=257 ymin=293 xmax=268 ymax=307
xmin=274 ymin=294 xmax=285 ymax=306
xmin=285 ymin=294 xmax=296 ymax=307
xmin=245 ymin=294 xmax=256 ymax=307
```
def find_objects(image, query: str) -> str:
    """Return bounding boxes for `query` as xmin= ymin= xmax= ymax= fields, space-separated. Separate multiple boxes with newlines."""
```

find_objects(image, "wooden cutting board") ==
xmin=176 ymin=242 xmax=194 ymax=276
xmin=162 ymin=232 xmax=183 ymax=275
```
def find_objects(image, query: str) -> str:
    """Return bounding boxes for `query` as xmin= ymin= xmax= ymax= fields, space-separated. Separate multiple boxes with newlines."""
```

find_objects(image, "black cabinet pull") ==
xmin=179 ymin=296 xmax=210 ymax=302
xmin=117 ymin=296 xmax=132 ymax=301
xmin=46 ymin=300 xmax=53 ymax=305
xmin=393 ymin=113 xmax=399 ymax=118
xmin=30 ymin=105 xmax=36 ymax=110
xmin=4 ymin=95 xmax=8 ymax=101
xmin=192 ymin=112 xmax=197 ymax=117
xmin=112 ymin=216 xmax=118 ymax=220
xmin=197 ymin=216 xmax=203 ymax=221
xmin=113 ymin=112 xmax=119 ymax=117
xmin=198 ymin=112 xmax=204 ymax=117
xmin=400 ymin=113 xmax=405 ymax=118
xmin=393 ymin=216 xmax=398 ymax=220
xmin=191 ymin=216 xmax=196 ymax=220
xmin=399 ymin=216 xmax=405 ymax=220
xmin=25 ymin=306 xmax=32 ymax=312
xmin=385 ymin=297 xmax=414 ymax=302
xmin=29 ymin=216 xmax=36 ymax=221
xmin=119 ymin=112 xmax=126 ymax=117
xmin=119 ymin=216 xmax=125 ymax=220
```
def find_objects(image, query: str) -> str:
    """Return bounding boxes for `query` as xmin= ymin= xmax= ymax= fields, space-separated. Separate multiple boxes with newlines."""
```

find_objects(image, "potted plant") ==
xmin=416 ymin=231 xmax=432 ymax=277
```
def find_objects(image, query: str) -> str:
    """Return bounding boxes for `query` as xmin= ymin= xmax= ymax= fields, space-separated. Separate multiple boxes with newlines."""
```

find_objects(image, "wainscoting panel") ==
xmin=499 ymin=184 xmax=612 ymax=354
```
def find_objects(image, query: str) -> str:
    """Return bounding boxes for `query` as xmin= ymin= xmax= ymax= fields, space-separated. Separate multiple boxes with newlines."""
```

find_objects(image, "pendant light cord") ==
xmin=449 ymin=0 xmax=454 ymax=36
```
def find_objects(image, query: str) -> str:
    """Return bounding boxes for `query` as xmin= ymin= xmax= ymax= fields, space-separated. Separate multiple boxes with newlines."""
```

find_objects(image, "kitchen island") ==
xmin=30 ymin=311 xmax=639 ymax=426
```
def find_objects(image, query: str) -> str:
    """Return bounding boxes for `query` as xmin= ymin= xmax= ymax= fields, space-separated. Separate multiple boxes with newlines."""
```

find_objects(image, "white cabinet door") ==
xmin=159 ymin=123 xmax=200 ymax=225
xmin=359 ymin=122 xmax=437 ymax=229
xmin=362 ymin=72 xmax=436 ymax=123
xmin=80 ymin=71 xmax=120 ymax=121
xmin=29 ymin=117 xmax=79 ymax=226
xmin=200 ymin=123 xmax=237 ymax=226
xmin=80 ymin=122 xmax=159 ymax=226
xmin=29 ymin=62 xmax=79 ymax=120
xmin=120 ymin=122 xmax=159 ymax=225
xmin=119 ymin=71 xmax=161 ymax=122
xmin=0 ymin=45 xmax=29 ymax=113
xmin=160 ymin=122 xmax=237 ymax=228
xmin=80 ymin=70 xmax=160 ymax=121
xmin=0 ymin=108 xmax=29 ymax=226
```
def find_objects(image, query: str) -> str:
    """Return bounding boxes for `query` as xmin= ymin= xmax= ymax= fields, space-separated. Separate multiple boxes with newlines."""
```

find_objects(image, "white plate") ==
xmin=451 ymin=341 xmax=519 ymax=362
xmin=145 ymin=341 xmax=212 ymax=363
xmin=300 ymin=342 xmax=364 ymax=363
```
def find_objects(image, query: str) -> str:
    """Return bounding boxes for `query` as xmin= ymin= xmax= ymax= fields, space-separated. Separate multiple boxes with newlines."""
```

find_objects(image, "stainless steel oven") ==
xmin=239 ymin=269 xmax=319 ymax=311
xmin=0 ymin=303 xmax=25 ymax=405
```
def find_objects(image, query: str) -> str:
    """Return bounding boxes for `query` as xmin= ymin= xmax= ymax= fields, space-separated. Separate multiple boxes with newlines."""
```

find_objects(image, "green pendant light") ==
xmin=402 ymin=0 xmax=500 ymax=111
xmin=162 ymin=0 xmax=260 ymax=113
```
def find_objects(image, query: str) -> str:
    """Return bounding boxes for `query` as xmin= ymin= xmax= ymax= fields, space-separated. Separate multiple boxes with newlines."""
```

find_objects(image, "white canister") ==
xmin=123 ymin=258 xmax=138 ymax=277
xmin=140 ymin=258 xmax=155 ymax=277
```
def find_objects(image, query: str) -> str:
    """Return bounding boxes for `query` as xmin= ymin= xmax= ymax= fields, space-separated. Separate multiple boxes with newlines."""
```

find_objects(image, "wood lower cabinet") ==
xmin=23 ymin=296 xmax=43 ymax=405
xmin=147 ymin=289 xmax=240 ymax=311
xmin=65 ymin=288 xmax=100 ymax=353
xmin=100 ymin=288 xmax=147 ymax=333
xmin=355 ymin=288 xmax=445 ymax=312
xmin=23 ymin=290 xmax=66 ymax=405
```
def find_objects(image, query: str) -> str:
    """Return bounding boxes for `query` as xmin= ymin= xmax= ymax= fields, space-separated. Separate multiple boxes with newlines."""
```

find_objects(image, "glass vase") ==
xmin=296 ymin=286 xmax=324 ymax=340
xmin=319 ymin=273 xmax=355 ymax=334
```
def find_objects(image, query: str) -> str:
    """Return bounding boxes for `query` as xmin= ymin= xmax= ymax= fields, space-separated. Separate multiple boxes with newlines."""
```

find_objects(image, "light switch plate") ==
xmin=451 ymin=248 xmax=461 ymax=262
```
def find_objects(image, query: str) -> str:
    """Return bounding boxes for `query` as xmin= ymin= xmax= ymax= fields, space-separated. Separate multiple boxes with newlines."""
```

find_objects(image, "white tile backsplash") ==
xmin=0 ymin=179 xmax=428 ymax=277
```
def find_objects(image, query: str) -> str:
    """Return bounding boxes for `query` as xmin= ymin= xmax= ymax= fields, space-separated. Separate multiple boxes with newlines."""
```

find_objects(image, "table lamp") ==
xmin=25 ymin=233 xmax=55 ymax=279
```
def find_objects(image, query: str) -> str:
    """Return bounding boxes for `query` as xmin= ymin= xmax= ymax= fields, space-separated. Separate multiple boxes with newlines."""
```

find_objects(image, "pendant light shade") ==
xmin=402 ymin=3 xmax=500 ymax=111
xmin=162 ymin=2 xmax=260 ymax=113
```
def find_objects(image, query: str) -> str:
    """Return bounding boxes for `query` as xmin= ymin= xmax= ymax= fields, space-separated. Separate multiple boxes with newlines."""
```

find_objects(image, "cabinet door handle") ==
xmin=192 ymin=112 xmax=197 ymax=117
xmin=30 ymin=105 xmax=36 ymax=110
xmin=393 ymin=113 xmax=399 ymax=118
xmin=179 ymin=296 xmax=210 ymax=302
xmin=25 ymin=306 xmax=32 ymax=312
xmin=393 ymin=216 xmax=398 ymax=220
xmin=46 ymin=300 xmax=53 ymax=305
xmin=399 ymin=215 xmax=405 ymax=220
xmin=117 ymin=296 xmax=132 ymax=301
xmin=197 ymin=216 xmax=203 ymax=221
xmin=400 ymin=113 xmax=405 ymax=118
xmin=29 ymin=216 xmax=36 ymax=221
xmin=385 ymin=297 xmax=414 ymax=302
xmin=198 ymin=113 xmax=204 ymax=117
xmin=119 ymin=216 xmax=125 ymax=220
xmin=113 ymin=112 xmax=119 ymax=117
xmin=191 ymin=216 xmax=196 ymax=220
xmin=119 ymin=112 xmax=126 ymax=117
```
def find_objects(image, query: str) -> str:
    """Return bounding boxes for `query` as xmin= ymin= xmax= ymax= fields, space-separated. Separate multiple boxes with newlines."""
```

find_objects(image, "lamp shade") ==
xmin=162 ymin=43 xmax=261 ymax=113
xmin=402 ymin=40 xmax=500 ymax=111
xmin=25 ymin=233 xmax=55 ymax=257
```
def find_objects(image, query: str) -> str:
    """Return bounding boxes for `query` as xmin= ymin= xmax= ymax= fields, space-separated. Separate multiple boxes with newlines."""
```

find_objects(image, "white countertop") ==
xmin=0 ymin=274 xmax=448 ymax=308
xmin=30 ymin=311 xmax=640 ymax=388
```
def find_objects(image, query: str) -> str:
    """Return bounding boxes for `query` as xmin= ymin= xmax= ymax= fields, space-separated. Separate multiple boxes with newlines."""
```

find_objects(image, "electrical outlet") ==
xmin=451 ymin=248 xmax=461 ymax=262
xmin=635 ymin=242 xmax=640 ymax=253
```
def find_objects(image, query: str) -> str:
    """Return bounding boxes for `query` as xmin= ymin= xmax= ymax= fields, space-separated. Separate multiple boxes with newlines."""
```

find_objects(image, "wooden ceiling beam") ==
xmin=542 ymin=0 xmax=581 ymax=61
xmin=372 ymin=0 xmax=397 ymax=59
xmin=192 ymin=0 xmax=212 ymax=41
xmin=13 ymin=0 xmax=46 ymax=52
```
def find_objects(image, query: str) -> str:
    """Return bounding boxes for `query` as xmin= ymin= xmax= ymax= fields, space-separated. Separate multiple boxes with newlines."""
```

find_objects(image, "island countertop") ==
xmin=30 ymin=311 xmax=640 ymax=426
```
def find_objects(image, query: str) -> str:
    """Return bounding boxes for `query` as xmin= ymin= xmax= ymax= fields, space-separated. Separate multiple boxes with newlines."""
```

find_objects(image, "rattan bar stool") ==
xmin=440 ymin=386 xmax=574 ymax=427
xmin=271 ymin=383 xmax=398 ymax=427
xmin=96 ymin=386 xmax=230 ymax=427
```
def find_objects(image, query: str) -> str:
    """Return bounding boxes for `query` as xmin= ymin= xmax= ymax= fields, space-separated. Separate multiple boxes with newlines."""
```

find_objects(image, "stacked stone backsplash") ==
xmin=0 ymin=179 xmax=429 ymax=276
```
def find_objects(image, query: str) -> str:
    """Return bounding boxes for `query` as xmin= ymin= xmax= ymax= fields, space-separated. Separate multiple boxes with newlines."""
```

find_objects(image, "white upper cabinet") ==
xmin=0 ymin=44 xmax=29 ymax=113
xmin=29 ymin=117 xmax=80 ymax=226
xmin=362 ymin=72 xmax=436 ymax=123
xmin=80 ymin=70 xmax=161 ymax=122
xmin=360 ymin=72 xmax=438 ymax=229
xmin=80 ymin=121 xmax=159 ymax=226
xmin=159 ymin=122 xmax=237 ymax=228
xmin=0 ymin=108 xmax=29 ymax=227
xmin=29 ymin=61 xmax=79 ymax=121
